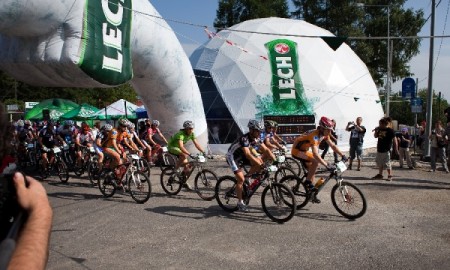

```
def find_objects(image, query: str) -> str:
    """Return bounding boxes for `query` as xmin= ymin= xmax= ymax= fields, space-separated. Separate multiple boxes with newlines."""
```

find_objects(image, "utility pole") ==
xmin=424 ymin=0 xmax=435 ymax=158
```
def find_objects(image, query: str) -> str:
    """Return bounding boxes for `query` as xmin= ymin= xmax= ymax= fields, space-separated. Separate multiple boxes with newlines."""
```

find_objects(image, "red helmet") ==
xmin=319 ymin=116 xmax=334 ymax=130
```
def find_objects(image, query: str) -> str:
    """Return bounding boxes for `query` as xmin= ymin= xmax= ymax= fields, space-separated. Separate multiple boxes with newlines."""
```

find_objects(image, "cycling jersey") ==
xmin=77 ymin=131 xmax=94 ymax=145
xmin=58 ymin=127 xmax=74 ymax=143
xmin=226 ymin=133 xmax=263 ymax=171
xmin=292 ymin=129 xmax=327 ymax=152
xmin=168 ymin=130 xmax=195 ymax=148
xmin=17 ymin=126 xmax=33 ymax=142
xmin=259 ymin=130 xmax=274 ymax=142
xmin=102 ymin=129 xmax=119 ymax=148
xmin=39 ymin=128 xmax=57 ymax=148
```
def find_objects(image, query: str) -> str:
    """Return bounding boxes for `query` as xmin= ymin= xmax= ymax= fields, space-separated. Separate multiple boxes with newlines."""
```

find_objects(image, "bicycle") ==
xmin=38 ymin=146 xmax=70 ymax=183
xmin=279 ymin=160 xmax=367 ymax=220
xmin=97 ymin=153 xmax=152 ymax=204
xmin=153 ymin=146 xmax=177 ymax=172
xmin=215 ymin=162 xmax=297 ymax=223
xmin=73 ymin=145 xmax=97 ymax=178
xmin=160 ymin=154 xmax=218 ymax=201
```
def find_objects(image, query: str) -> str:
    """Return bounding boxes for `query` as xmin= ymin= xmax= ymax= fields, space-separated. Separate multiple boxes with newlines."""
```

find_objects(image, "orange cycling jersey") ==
xmin=103 ymin=129 xmax=119 ymax=148
xmin=117 ymin=130 xmax=130 ymax=144
xmin=292 ymin=129 xmax=328 ymax=152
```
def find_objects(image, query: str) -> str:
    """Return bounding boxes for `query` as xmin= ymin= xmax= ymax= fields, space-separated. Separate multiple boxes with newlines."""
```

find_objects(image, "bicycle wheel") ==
xmin=160 ymin=167 xmax=183 ymax=195
xmin=56 ymin=161 xmax=70 ymax=183
xmin=331 ymin=181 xmax=367 ymax=219
xmin=128 ymin=172 xmax=152 ymax=204
xmin=87 ymin=162 xmax=99 ymax=185
xmin=261 ymin=182 xmax=297 ymax=223
xmin=279 ymin=175 xmax=309 ymax=209
xmin=274 ymin=166 xmax=296 ymax=182
xmin=284 ymin=157 xmax=302 ymax=176
xmin=73 ymin=162 xmax=85 ymax=177
xmin=97 ymin=171 xmax=116 ymax=197
xmin=215 ymin=176 xmax=239 ymax=212
xmin=38 ymin=160 xmax=49 ymax=180
xmin=194 ymin=169 xmax=218 ymax=201
xmin=134 ymin=158 xmax=151 ymax=177
xmin=160 ymin=153 xmax=177 ymax=172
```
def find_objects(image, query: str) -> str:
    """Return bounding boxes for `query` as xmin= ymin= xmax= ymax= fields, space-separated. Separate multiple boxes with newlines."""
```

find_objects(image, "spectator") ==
xmin=445 ymin=122 xmax=450 ymax=168
xmin=428 ymin=121 xmax=449 ymax=173
xmin=0 ymin=102 xmax=53 ymax=270
xmin=346 ymin=117 xmax=366 ymax=171
xmin=321 ymin=119 xmax=338 ymax=163
xmin=396 ymin=127 xmax=414 ymax=169
xmin=444 ymin=106 xmax=450 ymax=124
xmin=372 ymin=117 xmax=397 ymax=181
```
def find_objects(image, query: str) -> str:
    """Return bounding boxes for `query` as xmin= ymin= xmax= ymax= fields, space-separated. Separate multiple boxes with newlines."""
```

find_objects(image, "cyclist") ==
xmin=291 ymin=116 xmax=347 ymax=202
xmin=15 ymin=120 xmax=35 ymax=162
xmin=261 ymin=120 xmax=284 ymax=151
xmin=168 ymin=120 xmax=206 ymax=189
xmin=93 ymin=124 xmax=110 ymax=172
xmin=74 ymin=124 xmax=94 ymax=167
xmin=38 ymin=121 xmax=65 ymax=169
xmin=272 ymin=121 xmax=287 ymax=146
xmin=127 ymin=122 xmax=147 ymax=158
xmin=102 ymin=120 xmax=126 ymax=178
xmin=226 ymin=119 xmax=276 ymax=212
xmin=143 ymin=120 xmax=169 ymax=163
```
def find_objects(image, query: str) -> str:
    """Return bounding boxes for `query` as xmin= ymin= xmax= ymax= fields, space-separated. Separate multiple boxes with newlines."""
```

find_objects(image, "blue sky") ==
xmin=150 ymin=0 xmax=450 ymax=100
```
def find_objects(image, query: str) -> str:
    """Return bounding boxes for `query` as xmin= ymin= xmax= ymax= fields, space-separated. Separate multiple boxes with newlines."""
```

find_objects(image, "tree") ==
xmin=291 ymin=0 xmax=425 ymax=87
xmin=214 ymin=0 xmax=290 ymax=29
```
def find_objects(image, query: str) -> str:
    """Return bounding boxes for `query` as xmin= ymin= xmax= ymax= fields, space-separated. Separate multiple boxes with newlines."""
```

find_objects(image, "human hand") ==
xmin=13 ymin=173 xmax=51 ymax=215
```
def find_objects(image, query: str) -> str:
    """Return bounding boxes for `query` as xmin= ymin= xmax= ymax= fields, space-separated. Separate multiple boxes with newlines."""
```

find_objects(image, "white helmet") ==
xmin=247 ymin=120 xmax=263 ymax=131
xmin=17 ymin=120 xmax=25 ymax=127
xmin=103 ymin=124 xmax=113 ymax=131
xmin=183 ymin=120 xmax=194 ymax=129
xmin=152 ymin=120 xmax=160 ymax=127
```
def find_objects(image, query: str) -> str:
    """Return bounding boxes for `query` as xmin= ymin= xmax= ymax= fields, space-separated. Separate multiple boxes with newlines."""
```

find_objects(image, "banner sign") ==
xmin=264 ymin=39 xmax=313 ymax=115
xmin=79 ymin=0 xmax=133 ymax=85
xmin=410 ymin=97 xmax=422 ymax=113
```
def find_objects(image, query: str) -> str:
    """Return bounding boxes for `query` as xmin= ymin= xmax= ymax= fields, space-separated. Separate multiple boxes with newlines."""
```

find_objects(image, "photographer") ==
xmin=396 ymin=127 xmax=414 ymax=169
xmin=372 ymin=117 xmax=397 ymax=181
xmin=1 ymin=103 xmax=53 ymax=270
xmin=346 ymin=117 xmax=366 ymax=171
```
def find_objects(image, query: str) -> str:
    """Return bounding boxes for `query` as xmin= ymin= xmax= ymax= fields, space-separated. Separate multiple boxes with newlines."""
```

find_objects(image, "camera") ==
xmin=0 ymin=172 xmax=21 ymax=241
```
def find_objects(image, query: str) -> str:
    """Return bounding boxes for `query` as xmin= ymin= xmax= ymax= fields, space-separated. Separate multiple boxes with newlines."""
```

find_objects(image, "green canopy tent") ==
xmin=25 ymin=98 xmax=79 ymax=120
xmin=60 ymin=103 xmax=100 ymax=120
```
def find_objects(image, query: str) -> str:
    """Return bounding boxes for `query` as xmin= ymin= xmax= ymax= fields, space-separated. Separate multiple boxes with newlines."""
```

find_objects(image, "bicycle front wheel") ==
xmin=160 ymin=167 xmax=183 ymax=195
xmin=274 ymin=166 xmax=296 ymax=182
xmin=279 ymin=175 xmax=309 ymax=209
xmin=331 ymin=181 xmax=367 ymax=219
xmin=194 ymin=169 xmax=218 ymax=201
xmin=97 ymin=171 xmax=116 ymax=198
xmin=128 ymin=172 xmax=151 ymax=204
xmin=56 ymin=161 xmax=70 ymax=183
xmin=261 ymin=183 xmax=296 ymax=223
xmin=215 ymin=176 xmax=239 ymax=212
xmin=87 ymin=162 xmax=99 ymax=185
xmin=284 ymin=157 xmax=302 ymax=177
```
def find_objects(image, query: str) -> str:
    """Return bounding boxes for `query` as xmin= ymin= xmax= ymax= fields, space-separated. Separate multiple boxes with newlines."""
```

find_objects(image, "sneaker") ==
xmin=237 ymin=202 xmax=248 ymax=212
xmin=311 ymin=193 xmax=321 ymax=204
xmin=183 ymin=183 xmax=193 ymax=191
xmin=371 ymin=174 xmax=383 ymax=180
xmin=386 ymin=175 xmax=393 ymax=181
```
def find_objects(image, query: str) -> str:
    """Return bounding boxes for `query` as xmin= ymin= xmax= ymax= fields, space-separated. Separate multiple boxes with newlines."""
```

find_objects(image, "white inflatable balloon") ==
xmin=0 ymin=0 xmax=208 ymax=147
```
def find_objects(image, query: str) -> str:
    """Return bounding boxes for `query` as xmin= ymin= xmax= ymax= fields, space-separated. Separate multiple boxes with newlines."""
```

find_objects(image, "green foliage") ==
xmin=385 ymin=88 xmax=449 ymax=126
xmin=0 ymin=71 xmax=138 ymax=109
xmin=291 ymin=0 xmax=425 ymax=86
xmin=214 ymin=0 xmax=290 ymax=29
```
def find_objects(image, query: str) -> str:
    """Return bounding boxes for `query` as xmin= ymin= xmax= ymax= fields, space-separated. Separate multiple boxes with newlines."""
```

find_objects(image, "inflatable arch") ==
xmin=0 ymin=0 xmax=208 ymax=147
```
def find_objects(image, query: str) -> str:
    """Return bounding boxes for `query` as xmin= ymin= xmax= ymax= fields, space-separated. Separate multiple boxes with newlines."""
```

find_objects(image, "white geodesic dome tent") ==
xmin=191 ymin=17 xmax=384 ymax=150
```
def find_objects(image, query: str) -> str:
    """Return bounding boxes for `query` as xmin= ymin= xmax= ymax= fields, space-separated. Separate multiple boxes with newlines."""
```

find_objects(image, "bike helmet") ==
xmin=183 ymin=120 xmax=194 ymax=129
xmin=247 ymin=120 xmax=264 ymax=131
xmin=318 ymin=116 xmax=334 ymax=130
xmin=129 ymin=122 xmax=135 ymax=129
xmin=104 ymin=124 xmax=113 ymax=131
xmin=24 ymin=120 xmax=31 ymax=126
xmin=118 ymin=118 xmax=128 ymax=127
xmin=82 ymin=124 xmax=90 ymax=131
xmin=152 ymin=120 xmax=160 ymax=127
xmin=264 ymin=120 xmax=276 ymax=128
xmin=17 ymin=120 xmax=24 ymax=127
xmin=65 ymin=120 xmax=74 ymax=126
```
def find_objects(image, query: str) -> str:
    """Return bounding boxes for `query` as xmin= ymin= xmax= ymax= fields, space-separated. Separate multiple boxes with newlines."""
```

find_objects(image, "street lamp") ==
xmin=357 ymin=3 xmax=391 ymax=116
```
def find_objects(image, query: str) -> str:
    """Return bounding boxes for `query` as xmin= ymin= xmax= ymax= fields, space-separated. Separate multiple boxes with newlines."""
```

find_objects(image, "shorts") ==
xmin=94 ymin=145 xmax=103 ymax=154
xmin=226 ymin=153 xmax=248 ymax=173
xmin=168 ymin=146 xmax=182 ymax=156
xmin=375 ymin=151 xmax=391 ymax=170
xmin=291 ymin=149 xmax=314 ymax=161
xmin=349 ymin=142 xmax=363 ymax=160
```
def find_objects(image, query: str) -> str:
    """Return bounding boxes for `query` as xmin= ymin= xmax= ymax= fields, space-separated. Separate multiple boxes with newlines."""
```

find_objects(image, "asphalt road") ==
xmin=38 ymin=159 xmax=450 ymax=270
